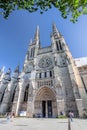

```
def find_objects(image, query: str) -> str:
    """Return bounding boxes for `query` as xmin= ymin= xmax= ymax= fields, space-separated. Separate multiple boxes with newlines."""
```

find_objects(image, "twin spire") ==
xmin=34 ymin=25 xmax=39 ymax=41
xmin=52 ymin=23 xmax=61 ymax=37
xmin=30 ymin=23 xmax=61 ymax=45
xmin=30 ymin=26 xmax=40 ymax=45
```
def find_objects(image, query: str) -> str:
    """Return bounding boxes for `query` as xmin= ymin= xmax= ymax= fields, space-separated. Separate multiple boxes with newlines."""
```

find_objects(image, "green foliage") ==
xmin=0 ymin=0 xmax=87 ymax=22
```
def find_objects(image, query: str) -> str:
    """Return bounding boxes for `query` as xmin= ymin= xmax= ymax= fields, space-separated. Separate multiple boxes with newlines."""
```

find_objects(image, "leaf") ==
xmin=0 ymin=0 xmax=87 ymax=22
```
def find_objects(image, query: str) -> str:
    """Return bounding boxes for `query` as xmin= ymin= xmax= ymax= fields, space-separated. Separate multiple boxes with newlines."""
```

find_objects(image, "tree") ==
xmin=0 ymin=0 xmax=87 ymax=22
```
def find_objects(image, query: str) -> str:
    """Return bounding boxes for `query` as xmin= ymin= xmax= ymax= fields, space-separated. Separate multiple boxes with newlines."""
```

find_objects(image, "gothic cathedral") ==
xmin=0 ymin=24 xmax=87 ymax=118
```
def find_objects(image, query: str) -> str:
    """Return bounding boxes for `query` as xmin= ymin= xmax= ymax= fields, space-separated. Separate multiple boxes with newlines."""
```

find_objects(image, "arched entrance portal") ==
xmin=34 ymin=87 xmax=57 ymax=118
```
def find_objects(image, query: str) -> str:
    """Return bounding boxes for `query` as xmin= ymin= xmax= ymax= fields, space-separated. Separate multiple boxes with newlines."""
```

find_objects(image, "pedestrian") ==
xmin=11 ymin=112 xmax=15 ymax=122
xmin=69 ymin=111 xmax=74 ymax=122
xmin=6 ymin=112 xmax=11 ymax=122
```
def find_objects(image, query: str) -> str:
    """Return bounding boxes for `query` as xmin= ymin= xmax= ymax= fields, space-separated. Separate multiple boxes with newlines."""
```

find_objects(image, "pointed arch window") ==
xmin=39 ymin=73 xmax=41 ymax=78
xmin=59 ymin=40 xmax=62 ymax=50
xmin=11 ymin=87 xmax=16 ymax=102
xmin=0 ymin=88 xmax=6 ymax=103
xmin=0 ymin=93 xmax=4 ymax=103
xmin=50 ymin=71 xmax=52 ymax=77
xmin=56 ymin=41 xmax=59 ymax=51
xmin=44 ymin=72 xmax=47 ymax=78
xmin=24 ymin=84 xmax=29 ymax=102
xmin=30 ymin=47 xmax=35 ymax=57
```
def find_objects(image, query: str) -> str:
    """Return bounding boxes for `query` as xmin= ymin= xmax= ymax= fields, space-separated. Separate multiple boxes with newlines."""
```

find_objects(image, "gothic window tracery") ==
xmin=50 ymin=71 xmax=52 ymax=77
xmin=30 ymin=47 xmax=35 ymax=57
xmin=56 ymin=41 xmax=59 ymax=51
xmin=56 ymin=40 xmax=63 ymax=51
xmin=38 ymin=56 xmax=52 ymax=68
xmin=44 ymin=72 xmax=47 ymax=78
xmin=59 ymin=40 xmax=62 ymax=50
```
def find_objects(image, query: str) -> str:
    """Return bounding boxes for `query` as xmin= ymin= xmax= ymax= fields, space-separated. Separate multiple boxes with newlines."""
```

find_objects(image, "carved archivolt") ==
xmin=35 ymin=86 xmax=56 ymax=101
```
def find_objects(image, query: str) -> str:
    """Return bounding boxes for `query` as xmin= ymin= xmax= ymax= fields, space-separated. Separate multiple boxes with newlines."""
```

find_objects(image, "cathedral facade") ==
xmin=0 ymin=24 xmax=87 ymax=118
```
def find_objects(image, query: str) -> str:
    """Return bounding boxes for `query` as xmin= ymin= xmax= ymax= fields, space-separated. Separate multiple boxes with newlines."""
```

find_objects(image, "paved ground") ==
xmin=0 ymin=118 xmax=87 ymax=130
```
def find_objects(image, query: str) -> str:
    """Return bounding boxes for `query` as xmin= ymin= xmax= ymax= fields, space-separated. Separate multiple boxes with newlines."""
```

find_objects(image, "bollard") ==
xmin=68 ymin=118 xmax=71 ymax=130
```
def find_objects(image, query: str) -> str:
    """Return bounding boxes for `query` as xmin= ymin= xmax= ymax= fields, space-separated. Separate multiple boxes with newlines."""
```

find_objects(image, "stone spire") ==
xmin=34 ymin=26 xmax=39 ymax=40
xmin=32 ymin=26 xmax=40 ymax=45
xmin=52 ymin=23 xmax=61 ymax=38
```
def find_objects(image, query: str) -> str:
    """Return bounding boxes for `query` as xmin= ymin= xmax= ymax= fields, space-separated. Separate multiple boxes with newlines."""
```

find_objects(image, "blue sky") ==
xmin=0 ymin=8 xmax=87 ymax=73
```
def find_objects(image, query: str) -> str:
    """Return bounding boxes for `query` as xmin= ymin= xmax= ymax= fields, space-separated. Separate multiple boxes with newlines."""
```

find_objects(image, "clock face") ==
xmin=38 ymin=56 xmax=52 ymax=68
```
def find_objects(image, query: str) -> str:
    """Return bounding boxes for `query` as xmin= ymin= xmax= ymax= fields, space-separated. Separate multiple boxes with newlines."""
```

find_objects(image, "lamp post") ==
xmin=68 ymin=118 xmax=71 ymax=130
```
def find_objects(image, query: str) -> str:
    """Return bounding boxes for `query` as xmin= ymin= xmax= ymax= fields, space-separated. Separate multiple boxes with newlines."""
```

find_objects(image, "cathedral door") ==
xmin=42 ymin=100 xmax=52 ymax=117
xmin=47 ymin=100 xmax=52 ymax=118
xmin=34 ymin=87 xmax=57 ymax=118
xmin=42 ymin=101 xmax=46 ymax=117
